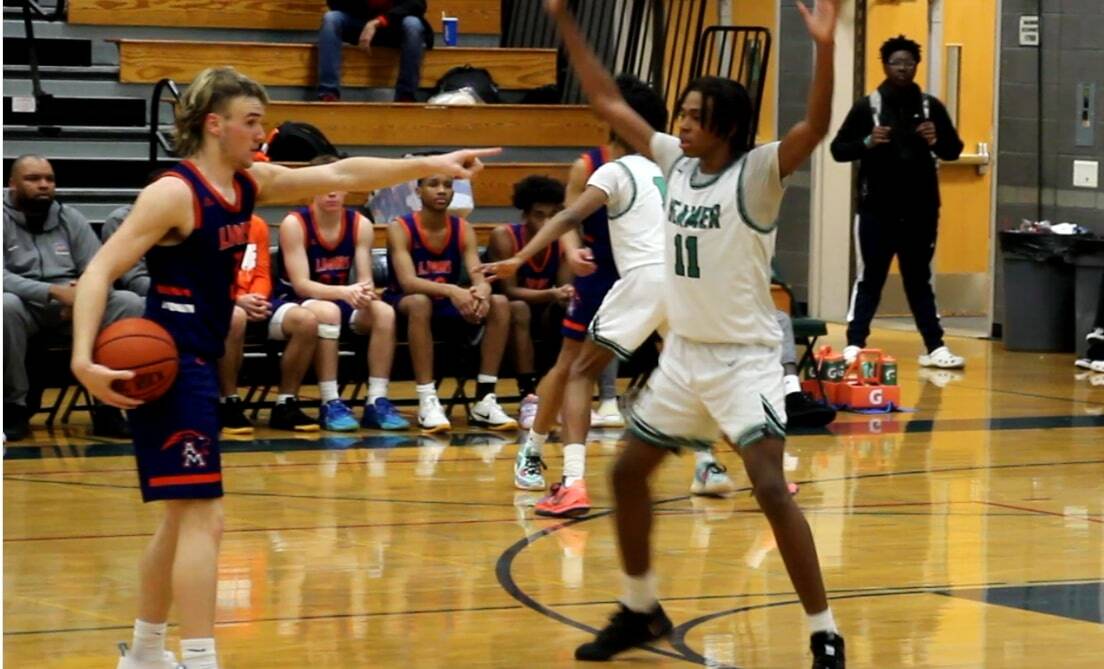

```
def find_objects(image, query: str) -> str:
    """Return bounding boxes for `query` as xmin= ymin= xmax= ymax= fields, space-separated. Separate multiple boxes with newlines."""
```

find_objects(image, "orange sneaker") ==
xmin=534 ymin=480 xmax=591 ymax=517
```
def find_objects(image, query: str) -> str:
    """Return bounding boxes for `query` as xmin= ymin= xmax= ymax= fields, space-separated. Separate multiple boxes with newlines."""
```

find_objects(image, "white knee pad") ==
xmin=318 ymin=323 xmax=341 ymax=340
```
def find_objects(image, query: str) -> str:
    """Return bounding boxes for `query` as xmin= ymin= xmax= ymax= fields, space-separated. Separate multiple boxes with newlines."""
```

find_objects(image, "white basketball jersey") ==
xmin=586 ymin=154 xmax=666 ymax=274
xmin=649 ymin=132 xmax=786 ymax=346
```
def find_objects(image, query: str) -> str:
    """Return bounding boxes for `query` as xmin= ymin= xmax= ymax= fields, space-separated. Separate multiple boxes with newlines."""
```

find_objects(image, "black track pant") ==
xmin=846 ymin=209 xmax=945 ymax=353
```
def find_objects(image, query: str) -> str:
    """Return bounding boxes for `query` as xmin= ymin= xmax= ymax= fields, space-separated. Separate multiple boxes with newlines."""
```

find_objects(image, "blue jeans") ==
xmin=317 ymin=10 xmax=426 ymax=100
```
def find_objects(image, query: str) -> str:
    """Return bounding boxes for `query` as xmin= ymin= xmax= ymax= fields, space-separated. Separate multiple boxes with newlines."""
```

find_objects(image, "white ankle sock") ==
xmin=129 ymin=619 xmax=167 ymax=661
xmin=276 ymin=394 xmax=295 ymax=405
xmin=783 ymin=374 xmax=802 ymax=396
xmin=620 ymin=571 xmax=658 ymax=613
xmin=180 ymin=637 xmax=218 ymax=669
xmin=563 ymin=443 xmax=586 ymax=485
xmin=694 ymin=450 xmax=716 ymax=467
xmin=807 ymin=608 xmax=838 ymax=634
xmin=416 ymin=383 xmax=436 ymax=404
xmin=367 ymin=377 xmax=389 ymax=404
xmin=319 ymin=380 xmax=339 ymax=403
xmin=524 ymin=430 xmax=548 ymax=456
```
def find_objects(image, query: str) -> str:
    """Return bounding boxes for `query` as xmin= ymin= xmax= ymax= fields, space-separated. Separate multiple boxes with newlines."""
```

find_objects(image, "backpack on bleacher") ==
xmin=432 ymin=65 xmax=501 ymax=104
xmin=262 ymin=121 xmax=344 ymax=162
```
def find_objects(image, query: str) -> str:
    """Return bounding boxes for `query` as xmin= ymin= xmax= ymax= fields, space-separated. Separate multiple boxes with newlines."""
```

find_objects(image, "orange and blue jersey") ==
xmin=508 ymin=223 xmax=559 ymax=290
xmin=387 ymin=212 xmax=466 ymax=296
xmin=274 ymin=205 xmax=359 ymax=299
xmin=146 ymin=160 xmax=256 ymax=358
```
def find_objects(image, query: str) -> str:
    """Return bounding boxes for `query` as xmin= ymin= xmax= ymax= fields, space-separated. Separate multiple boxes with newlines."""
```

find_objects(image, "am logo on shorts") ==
xmin=161 ymin=429 xmax=213 ymax=469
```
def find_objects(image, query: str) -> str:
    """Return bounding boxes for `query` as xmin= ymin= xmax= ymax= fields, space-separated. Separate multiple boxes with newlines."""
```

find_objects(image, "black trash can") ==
xmin=1067 ymin=236 xmax=1104 ymax=357
xmin=999 ymin=231 xmax=1076 ymax=352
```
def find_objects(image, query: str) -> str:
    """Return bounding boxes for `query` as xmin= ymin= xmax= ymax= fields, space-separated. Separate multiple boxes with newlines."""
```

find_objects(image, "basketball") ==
xmin=93 ymin=318 xmax=179 ymax=402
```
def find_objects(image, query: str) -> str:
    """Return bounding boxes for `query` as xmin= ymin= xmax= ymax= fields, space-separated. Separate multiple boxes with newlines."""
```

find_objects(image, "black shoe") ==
xmin=3 ymin=403 xmax=31 ymax=442
xmin=786 ymin=391 xmax=837 ymax=429
xmin=90 ymin=405 xmax=131 ymax=439
xmin=811 ymin=631 xmax=845 ymax=668
xmin=574 ymin=603 xmax=673 ymax=661
xmin=219 ymin=397 xmax=254 ymax=435
xmin=269 ymin=399 xmax=320 ymax=432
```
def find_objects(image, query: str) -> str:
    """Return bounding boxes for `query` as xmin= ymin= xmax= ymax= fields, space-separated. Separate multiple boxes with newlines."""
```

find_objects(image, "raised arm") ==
xmin=777 ymin=0 xmax=839 ymax=179
xmin=545 ymin=0 xmax=656 ymax=159
xmin=249 ymin=148 xmax=501 ymax=204
xmin=70 ymin=177 xmax=191 ymax=407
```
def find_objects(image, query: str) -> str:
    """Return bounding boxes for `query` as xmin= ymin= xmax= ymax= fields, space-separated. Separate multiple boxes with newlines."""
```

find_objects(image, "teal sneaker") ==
xmin=514 ymin=449 xmax=547 ymax=491
xmin=361 ymin=398 xmax=410 ymax=430
xmin=321 ymin=399 xmax=358 ymax=432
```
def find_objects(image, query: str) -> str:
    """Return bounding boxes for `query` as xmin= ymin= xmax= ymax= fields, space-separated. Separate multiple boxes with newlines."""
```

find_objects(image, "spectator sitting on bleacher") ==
xmin=219 ymin=214 xmax=323 ymax=435
xmin=318 ymin=0 xmax=432 ymax=103
xmin=277 ymin=155 xmax=409 ymax=431
xmin=386 ymin=172 xmax=516 ymax=433
xmin=3 ymin=155 xmax=143 ymax=441
xmin=488 ymin=175 xmax=573 ymax=430
xmin=101 ymin=205 xmax=150 ymax=296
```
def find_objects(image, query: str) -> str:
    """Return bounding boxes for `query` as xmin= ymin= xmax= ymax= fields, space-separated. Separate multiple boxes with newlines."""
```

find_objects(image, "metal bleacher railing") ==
xmin=17 ymin=0 xmax=68 ymax=128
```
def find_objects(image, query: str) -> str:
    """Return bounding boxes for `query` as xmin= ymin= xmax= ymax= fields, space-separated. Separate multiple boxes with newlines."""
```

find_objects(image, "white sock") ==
xmin=620 ymin=571 xmax=658 ymax=613
xmin=694 ymin=449 xmax=716 ymax=468
xmin=416 ymin=383 xmax=437 ymax=404
xmin=276 ymin=394 xmax=295 ymax=405
xmin=367 ymin=377 xmax=389 ymax=404
xmin=807 ymin=608 xmax=838 ymax=634
xmin=319 ymin=380 xmax=339 ymax=404
xmin=783 ymin=374 xmax=802 ymax=396
xmin=219 ymin=395 xmax=240 ymax=404
xmin=129 ymin=619 xmax=167 ymax=661
xmin=180 ymin=637 xmax=218 ymax=669
xmin=523 ymin=430 xmax=548 ymax=457
xmin=563 ymin=442 xmax=586 ymax=485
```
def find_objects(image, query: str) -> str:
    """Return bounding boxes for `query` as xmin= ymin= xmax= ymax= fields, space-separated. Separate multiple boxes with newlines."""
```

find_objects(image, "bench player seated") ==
xmin=216 ymin=214 xmax=324 ymax=434
xmin=275 ymin=154 xmax=408 ymax=431
xmin=487 ymin=175 xmax=574 ymax=429
xmin=386 ymin=173 xmax=516 ymax=433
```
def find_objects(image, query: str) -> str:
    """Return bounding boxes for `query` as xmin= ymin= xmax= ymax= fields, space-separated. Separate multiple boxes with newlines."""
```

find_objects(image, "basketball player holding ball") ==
xmin=69 ymin=66 xmax=498 ymax=669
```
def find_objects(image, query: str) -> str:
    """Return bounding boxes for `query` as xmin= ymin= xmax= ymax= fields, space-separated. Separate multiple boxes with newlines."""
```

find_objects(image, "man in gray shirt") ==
xmin=3 ymin=155 xmax=143 ymax=440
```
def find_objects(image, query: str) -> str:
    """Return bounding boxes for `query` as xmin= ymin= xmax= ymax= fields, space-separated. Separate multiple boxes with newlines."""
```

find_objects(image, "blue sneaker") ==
xmin=361 ymin=397 xmax=410 ymax=430
xmin=514 ymin=449 xmax=547 ymax=491
xmin=320 ymin=399 xmax=358 ymax=432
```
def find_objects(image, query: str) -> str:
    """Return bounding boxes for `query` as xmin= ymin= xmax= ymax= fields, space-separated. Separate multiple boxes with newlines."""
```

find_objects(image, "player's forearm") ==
xmin=804 ymin=39 xmax=835 ymax=139
xmin=505 ymin=285 xmax=557 ymax=304
xmin=333 ymin=156 xmax=434 ymax=193
xmin=292 ymin=279 xmax=347 ymax=302
xmin=399 ymin=275 xmax=457 ymax=299
xmin=71 ymin=267 xmax=112 ymax=364
xmin=517 ymin=211 xmax=578 ymax=262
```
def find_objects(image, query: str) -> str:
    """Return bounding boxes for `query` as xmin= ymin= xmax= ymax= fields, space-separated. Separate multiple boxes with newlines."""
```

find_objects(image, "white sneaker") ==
xmin=690 ymin=462 xmax=736 ymax=497
xmin=843 ymin=345 xmax=861 ymax=366
xmin=1092 ymin=359 xmax=1104 ymax=373
xmin=591 ymin=398 xmax=624 ymax=428
xmin=469 ymin=393 xmax=518 ymax=431
xmin=918 ymin=345 xmax=965 ymax=369
xmin=518 ymin=394 xmax=539 ymax=430
xmin=418 ymin=396 xmax=451 ymax=433
xmin=117 ymin=650 xmax=178 ymax=669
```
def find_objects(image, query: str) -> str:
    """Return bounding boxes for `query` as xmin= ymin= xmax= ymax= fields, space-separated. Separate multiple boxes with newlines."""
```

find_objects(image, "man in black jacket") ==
xmin=318 ymin=0 xmax=433 ymax=102
xmin=831 ymin=35 xmax=966 ymax=369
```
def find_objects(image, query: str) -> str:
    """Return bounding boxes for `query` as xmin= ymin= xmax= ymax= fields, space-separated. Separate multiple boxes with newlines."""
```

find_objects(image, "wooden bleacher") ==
xmin=261 ymin=102 xmax=606 ymax=147
xmin=114 ymin=40 xmax=554 ymax=89
xmin=69 ymin=0 xmax=501 ymax=34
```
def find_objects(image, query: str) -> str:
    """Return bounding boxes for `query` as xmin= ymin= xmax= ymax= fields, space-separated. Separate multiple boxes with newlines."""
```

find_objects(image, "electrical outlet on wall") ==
xmin=1073 ymin=160 xmax=1099 ymax=189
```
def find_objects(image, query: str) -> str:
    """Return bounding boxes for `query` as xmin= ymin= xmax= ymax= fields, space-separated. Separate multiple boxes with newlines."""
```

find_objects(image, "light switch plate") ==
xmin=1073 ymin=160 xmax=1099 ymax=189
xmin=1019 ymin=16 xmax=1040 ymax=46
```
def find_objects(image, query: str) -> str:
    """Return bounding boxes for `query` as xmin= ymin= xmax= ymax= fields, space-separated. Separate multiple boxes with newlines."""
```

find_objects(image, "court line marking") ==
xmin=495 ymin=457 xmax=1104 ymax=666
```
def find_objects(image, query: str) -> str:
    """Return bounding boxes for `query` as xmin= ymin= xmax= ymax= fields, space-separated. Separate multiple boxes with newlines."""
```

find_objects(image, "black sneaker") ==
xmin=90 ymin=405 xmax=131 ymax=439
xmin=574 ymin=603 xmax=673 ymax=661
xmin=811 ymin=631 xmax=845 ymax=668
xmin=786 ymin=391 xmax=837 ymax=429
xmin=269 ymin=399 xmax=320 ymax=432
xmin=219 ymin=397 xmax=254 ymax=435
xmin=3 ymin=403 xmax=30 ymax=442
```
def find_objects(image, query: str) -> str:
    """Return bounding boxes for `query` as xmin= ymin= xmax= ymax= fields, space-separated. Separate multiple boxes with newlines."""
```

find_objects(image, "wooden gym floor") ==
xmin=4 ymin=325 xmax=1103 ymax=668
